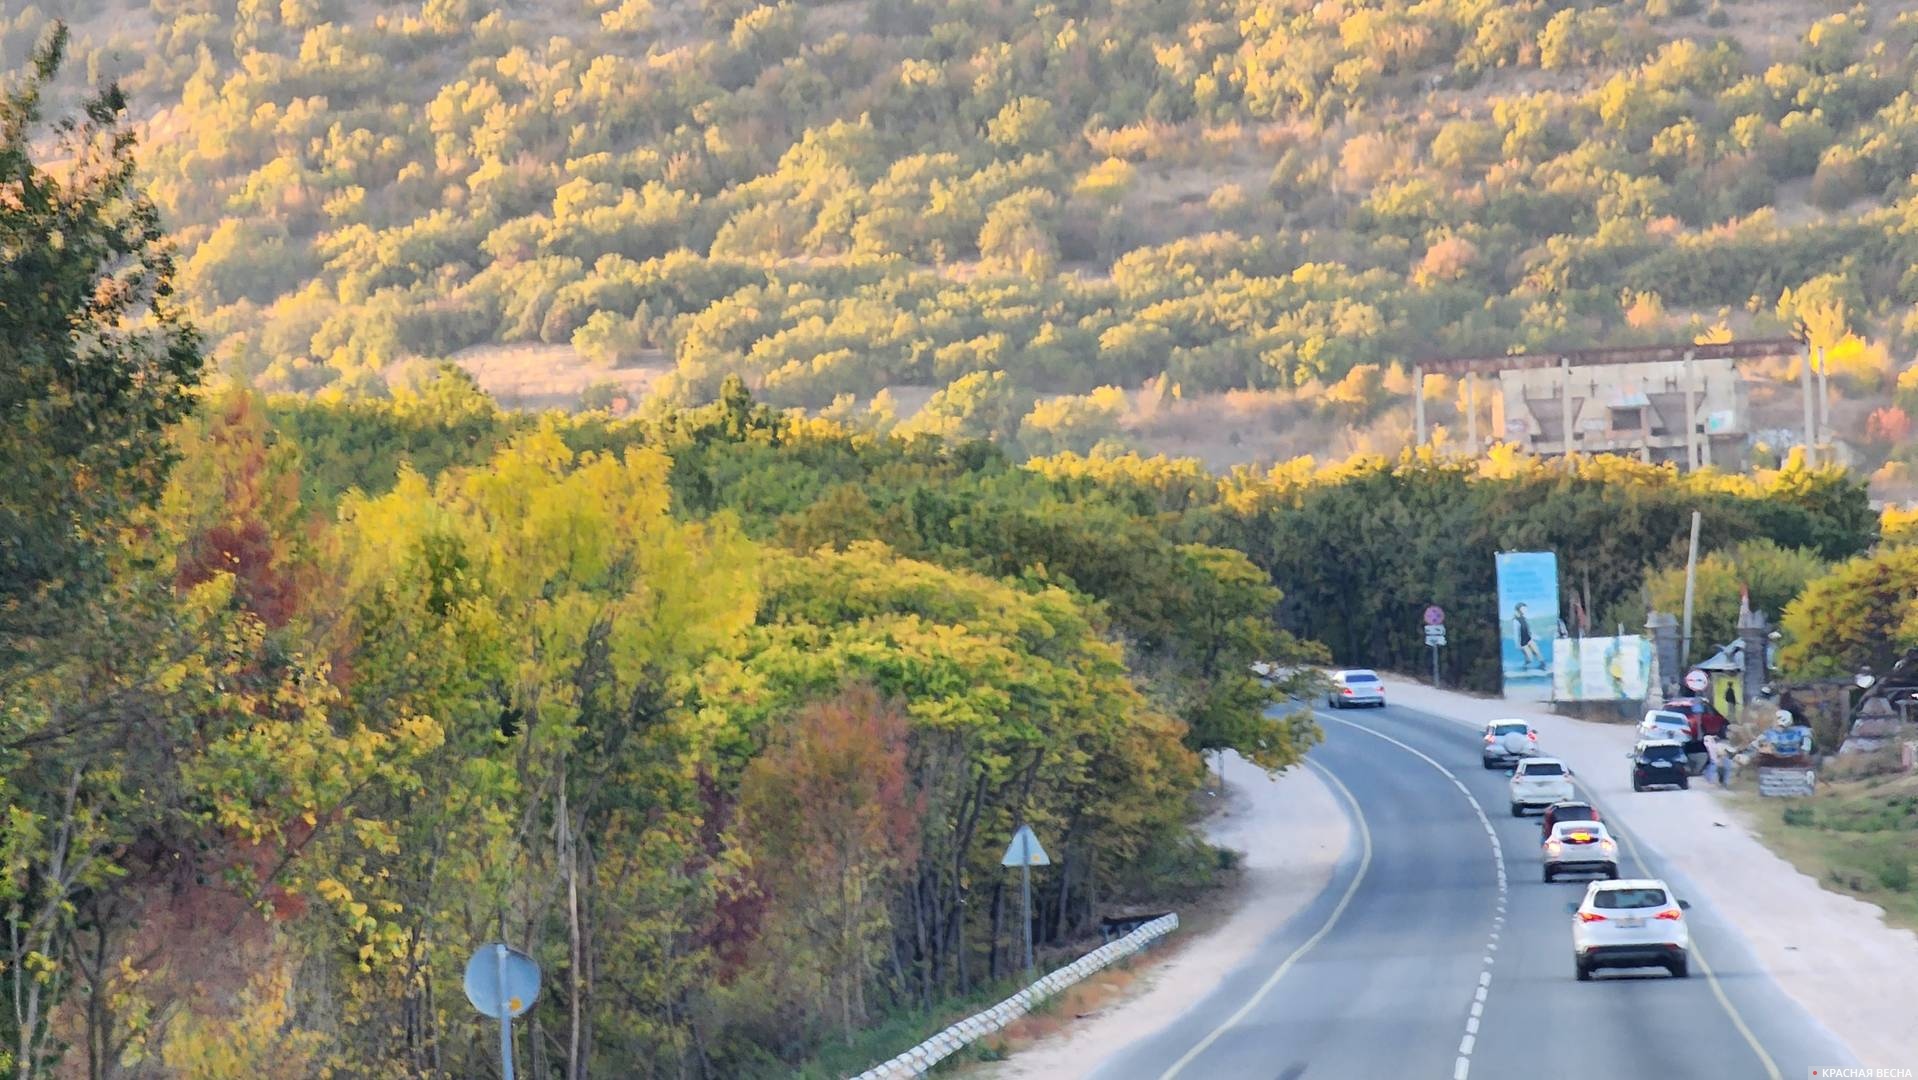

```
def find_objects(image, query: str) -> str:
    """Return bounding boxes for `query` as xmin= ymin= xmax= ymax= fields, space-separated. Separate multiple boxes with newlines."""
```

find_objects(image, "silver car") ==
xmin=1326 ymin=669 xmax=1385 ymax=709
xmin=1482 ymin=720 xmax=1539 ymax=768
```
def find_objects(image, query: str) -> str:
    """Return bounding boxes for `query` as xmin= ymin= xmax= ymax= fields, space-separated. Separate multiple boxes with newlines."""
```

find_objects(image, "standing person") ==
xmin=1705 ymin=736 xmax=1732 ymax=787
xmin=1514 ymin=602 xmax=1544 ymax=670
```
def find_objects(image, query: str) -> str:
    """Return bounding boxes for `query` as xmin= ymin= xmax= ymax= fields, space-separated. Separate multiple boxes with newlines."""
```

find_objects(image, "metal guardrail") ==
xmin=848 ymin=913 xmax=1180 ymax=1079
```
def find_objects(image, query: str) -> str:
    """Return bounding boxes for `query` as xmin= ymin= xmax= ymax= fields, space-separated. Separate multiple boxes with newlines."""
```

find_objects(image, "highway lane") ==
xmin=1093 ymin=697 xmax=1857 ymax=1080
xmin=1093 ymin=714 xmax=1504 ymax=1079
xmin=1353 ymin=700 xmax=1856 ymax=1080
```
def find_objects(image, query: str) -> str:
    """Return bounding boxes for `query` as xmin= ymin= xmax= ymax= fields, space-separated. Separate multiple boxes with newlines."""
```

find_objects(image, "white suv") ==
xmin=1572 ymin=878 xmax=1691 ymax=980
xmin=1542 ymin=820 xmax=1618 ymax=882
xmin=1508 ymin=757 xmax=1575 ymax=817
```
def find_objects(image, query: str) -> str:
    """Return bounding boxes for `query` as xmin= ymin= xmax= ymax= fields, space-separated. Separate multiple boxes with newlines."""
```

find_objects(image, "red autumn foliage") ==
xmin=737 ymin=683 xmax=923 ymax=1031
xmin=1866 ymin=405 xmax=1912 ymax=445
xmin=173 ymin=390 xmax=307 ymax=629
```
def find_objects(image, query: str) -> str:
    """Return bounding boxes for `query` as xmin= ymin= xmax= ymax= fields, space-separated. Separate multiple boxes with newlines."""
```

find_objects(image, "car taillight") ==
xmin=1341 ymin=687 xmax=1353 ymax=694
xmin=1654 ymin=909 xmax=1683 ymax=921
xmin=1577 ymin=911 xmax=1607 ymax=923
xmin=1528 ymin=731 xmax=1538 ymax=741
xmin=1484 ymin=733 xmax=1495 ymax=743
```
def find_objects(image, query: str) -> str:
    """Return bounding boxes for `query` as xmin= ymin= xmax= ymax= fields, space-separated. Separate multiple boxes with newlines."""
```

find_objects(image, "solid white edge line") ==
xmin=1593 ymin=787 xmax=1785 ymax=1080
xmin=1155 ymin=758 xmax=1374 ymax=1080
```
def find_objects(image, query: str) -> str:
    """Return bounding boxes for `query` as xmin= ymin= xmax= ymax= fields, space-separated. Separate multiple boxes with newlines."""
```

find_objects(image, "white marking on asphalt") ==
xmin=1156 ymin=759 xmax=1374 ymax=1080
xmin=1595 ymin=794 xmax=1785 ymax=1080
xmin=1319 ymin=715 xmax=1507 ymax=1078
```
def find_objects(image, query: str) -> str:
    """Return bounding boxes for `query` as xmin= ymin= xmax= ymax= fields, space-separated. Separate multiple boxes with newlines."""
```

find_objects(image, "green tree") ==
xmin=0 ymin=26 xmax=203 ymax=656
xmin=1778 ymin=545 xmax=1918 ymax=678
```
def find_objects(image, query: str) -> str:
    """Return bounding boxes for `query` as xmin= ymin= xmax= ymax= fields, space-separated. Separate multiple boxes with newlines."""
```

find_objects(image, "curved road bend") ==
xmin=1094 ymin=700 xmax=1857 ymax=1080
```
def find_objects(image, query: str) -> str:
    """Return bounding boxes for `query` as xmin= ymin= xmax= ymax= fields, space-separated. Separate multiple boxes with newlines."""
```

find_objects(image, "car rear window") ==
xmin=1344 ymin=672 xmax=1378 ymax=683
xmin=1593 ymin=887 xmax=1667 ymax=909
xmin=1641 ymin=744 xmax=1685 ymax=761
xmin=1493 ymin=723 xmax=1528 ymax=735
xmin=1521 ymin=762 xmax=1563 ymax=776
xmin=1555 ymin=806 xmax=1596 ymax=820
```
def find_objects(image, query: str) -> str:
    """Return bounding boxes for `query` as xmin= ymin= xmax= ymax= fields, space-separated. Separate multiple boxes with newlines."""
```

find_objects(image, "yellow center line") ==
xmin=1157 ymin=758 xmax=1374 ymax=1080
xmin=1577 ymin=778 xmax=1783 ymax=1080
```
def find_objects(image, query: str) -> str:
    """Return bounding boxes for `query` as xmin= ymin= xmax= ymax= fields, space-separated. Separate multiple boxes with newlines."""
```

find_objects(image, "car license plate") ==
xmin=1615 ymin=917 xmax=1644 ymax=928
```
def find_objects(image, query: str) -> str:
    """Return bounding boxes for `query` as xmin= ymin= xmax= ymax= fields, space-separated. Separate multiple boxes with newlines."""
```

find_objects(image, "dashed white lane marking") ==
xmin=1156 ymin=759 xmax=1374 ymax=1080
xmin=1321 ymin=714 xmax=1506 ymax=1080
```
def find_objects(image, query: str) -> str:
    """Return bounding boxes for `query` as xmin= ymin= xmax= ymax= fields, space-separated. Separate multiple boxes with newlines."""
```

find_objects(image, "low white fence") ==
xmin=849 ymin=913 xmax=1180 ymax=1079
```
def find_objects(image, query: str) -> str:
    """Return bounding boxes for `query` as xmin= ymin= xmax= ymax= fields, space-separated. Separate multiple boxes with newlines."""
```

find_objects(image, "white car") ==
xmin=1508 ymin=757 xmax=1575 ymax=817
xmin=1542 ymin=820 xmax=1618 ymax=882
xmin=1572 ymin=878 xmax=1691 ymax=980
xmin=1326 ymin=669 xmax=1385 ymax=709
xmin=1481 ymin=720 xmax=1539 ymax=769
xmin=1637 ymin=709 xmax=1692 ymax=743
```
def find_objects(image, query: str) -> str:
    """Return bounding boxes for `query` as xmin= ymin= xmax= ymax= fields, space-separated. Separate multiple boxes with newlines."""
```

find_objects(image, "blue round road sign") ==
xmin=464 ymin=943 xmax=541 ymax=1020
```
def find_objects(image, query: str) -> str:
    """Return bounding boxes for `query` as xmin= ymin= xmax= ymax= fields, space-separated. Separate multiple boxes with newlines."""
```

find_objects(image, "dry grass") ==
xmin=445 ymin=343 xmax=670 ymax=413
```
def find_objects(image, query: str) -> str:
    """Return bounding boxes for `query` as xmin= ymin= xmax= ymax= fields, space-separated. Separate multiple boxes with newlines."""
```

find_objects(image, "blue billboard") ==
xmin=1495 ymin=551 xmax=1559 ymax=702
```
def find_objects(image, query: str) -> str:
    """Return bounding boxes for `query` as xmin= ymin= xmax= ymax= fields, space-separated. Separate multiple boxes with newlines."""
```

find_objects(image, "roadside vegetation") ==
xmin=1737 ymin=772 xmax=1918 ymax=934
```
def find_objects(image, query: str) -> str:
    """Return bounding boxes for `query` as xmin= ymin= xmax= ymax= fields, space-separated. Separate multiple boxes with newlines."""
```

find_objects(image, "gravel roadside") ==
xmin=1386 ymin=679 xmax=1918 ymax=1071
xmin=975 ymin=750 xmax=1349 ymax=1079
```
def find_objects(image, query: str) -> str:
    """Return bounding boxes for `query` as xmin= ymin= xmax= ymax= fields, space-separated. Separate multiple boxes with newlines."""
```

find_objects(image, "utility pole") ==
xmin=1466 ymin=371 xmax=1479 ymax=456
xmin=1413 ymin=363 xmax=1426 ymax=448
xmin=1800 ymin=345 xmax=1817 ymax=466
xmin=1817 ymin=344 xmax=1830 ymax=464
xmin=1680 ymin=510 xmax=1701 ymax=670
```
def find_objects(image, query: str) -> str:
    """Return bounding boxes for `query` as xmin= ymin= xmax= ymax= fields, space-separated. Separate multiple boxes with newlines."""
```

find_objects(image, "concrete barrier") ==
xmin=848 ymin=913 xmax=1178 ymax=1079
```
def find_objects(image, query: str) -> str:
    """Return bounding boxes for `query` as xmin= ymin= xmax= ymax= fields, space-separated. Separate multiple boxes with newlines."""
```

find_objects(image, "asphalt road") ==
xmin=1093 ymin=699 xmax=1858 ymax=1080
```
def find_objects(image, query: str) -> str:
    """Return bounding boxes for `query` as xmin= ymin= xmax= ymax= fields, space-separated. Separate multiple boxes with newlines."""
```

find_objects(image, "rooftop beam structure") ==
xmin=1413 ymin=337 xmax=1801 ymax=377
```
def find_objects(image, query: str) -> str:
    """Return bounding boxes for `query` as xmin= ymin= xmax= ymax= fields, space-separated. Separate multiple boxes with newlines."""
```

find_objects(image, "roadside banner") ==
xmin=1495 ymin=551 xmax=1559 ymax=702
xmin=1552 ymin=635 xmax=1652 ymax=702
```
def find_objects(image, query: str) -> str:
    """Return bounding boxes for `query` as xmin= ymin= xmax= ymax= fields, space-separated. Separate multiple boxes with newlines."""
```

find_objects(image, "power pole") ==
xmin=1800 ymin=345 xmax=1816 ymax=465
xmin=1680 ymin=510 xmax=1702 ymax=670
xmin=1413 ymin=363 xmax=1426 ymax=448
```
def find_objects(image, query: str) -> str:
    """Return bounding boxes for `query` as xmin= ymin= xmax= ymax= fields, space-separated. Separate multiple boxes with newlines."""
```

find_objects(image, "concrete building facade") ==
xmin=1491 ymin=356 xmax=1745 ymax=468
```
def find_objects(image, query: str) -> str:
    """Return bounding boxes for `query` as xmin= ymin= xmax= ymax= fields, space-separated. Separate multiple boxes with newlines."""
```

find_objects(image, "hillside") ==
xmin=10 ymin=0 xmax=1918 ymax=475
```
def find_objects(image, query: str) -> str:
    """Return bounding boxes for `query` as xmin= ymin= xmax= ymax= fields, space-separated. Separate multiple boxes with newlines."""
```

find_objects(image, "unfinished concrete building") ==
xmin=1412 ymin=340 xmax=1802 ymax=471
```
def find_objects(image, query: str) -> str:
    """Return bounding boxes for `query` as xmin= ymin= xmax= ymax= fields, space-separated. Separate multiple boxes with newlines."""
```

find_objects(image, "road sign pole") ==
xmin=1021 ymin=861 xmax=1034 ymax=979
xmin=1431 ymin=642 xmax=1440 ymax=689
xmin=494 ymin=945 xmax=516 ymax=1080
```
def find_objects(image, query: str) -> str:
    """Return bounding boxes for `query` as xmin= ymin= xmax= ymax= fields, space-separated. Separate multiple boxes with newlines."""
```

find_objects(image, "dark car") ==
xmin=1540 ymin=800 xmax=1601 ymax=837
xmin=1662 ymin=697 xmax=1727 ymax=774
xmin=1631 ymin=740 xmax=1691 ymax=792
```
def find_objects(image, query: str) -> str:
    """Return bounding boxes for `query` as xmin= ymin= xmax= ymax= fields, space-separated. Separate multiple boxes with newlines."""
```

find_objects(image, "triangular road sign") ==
xmin=1001 ymin=824 xmax=1050 ymax=867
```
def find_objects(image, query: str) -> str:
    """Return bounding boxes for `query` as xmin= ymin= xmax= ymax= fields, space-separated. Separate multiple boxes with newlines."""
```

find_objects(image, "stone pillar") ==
xmin=1736 ymin=606 xmax=1770 ymax=725
xmin=1647 ymin=611 xmax=1680 ymax=699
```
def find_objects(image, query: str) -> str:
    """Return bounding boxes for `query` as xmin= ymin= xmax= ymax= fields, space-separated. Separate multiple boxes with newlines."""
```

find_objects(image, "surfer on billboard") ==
xmin=1513 ymin=602 xmax=1546 ymax=670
